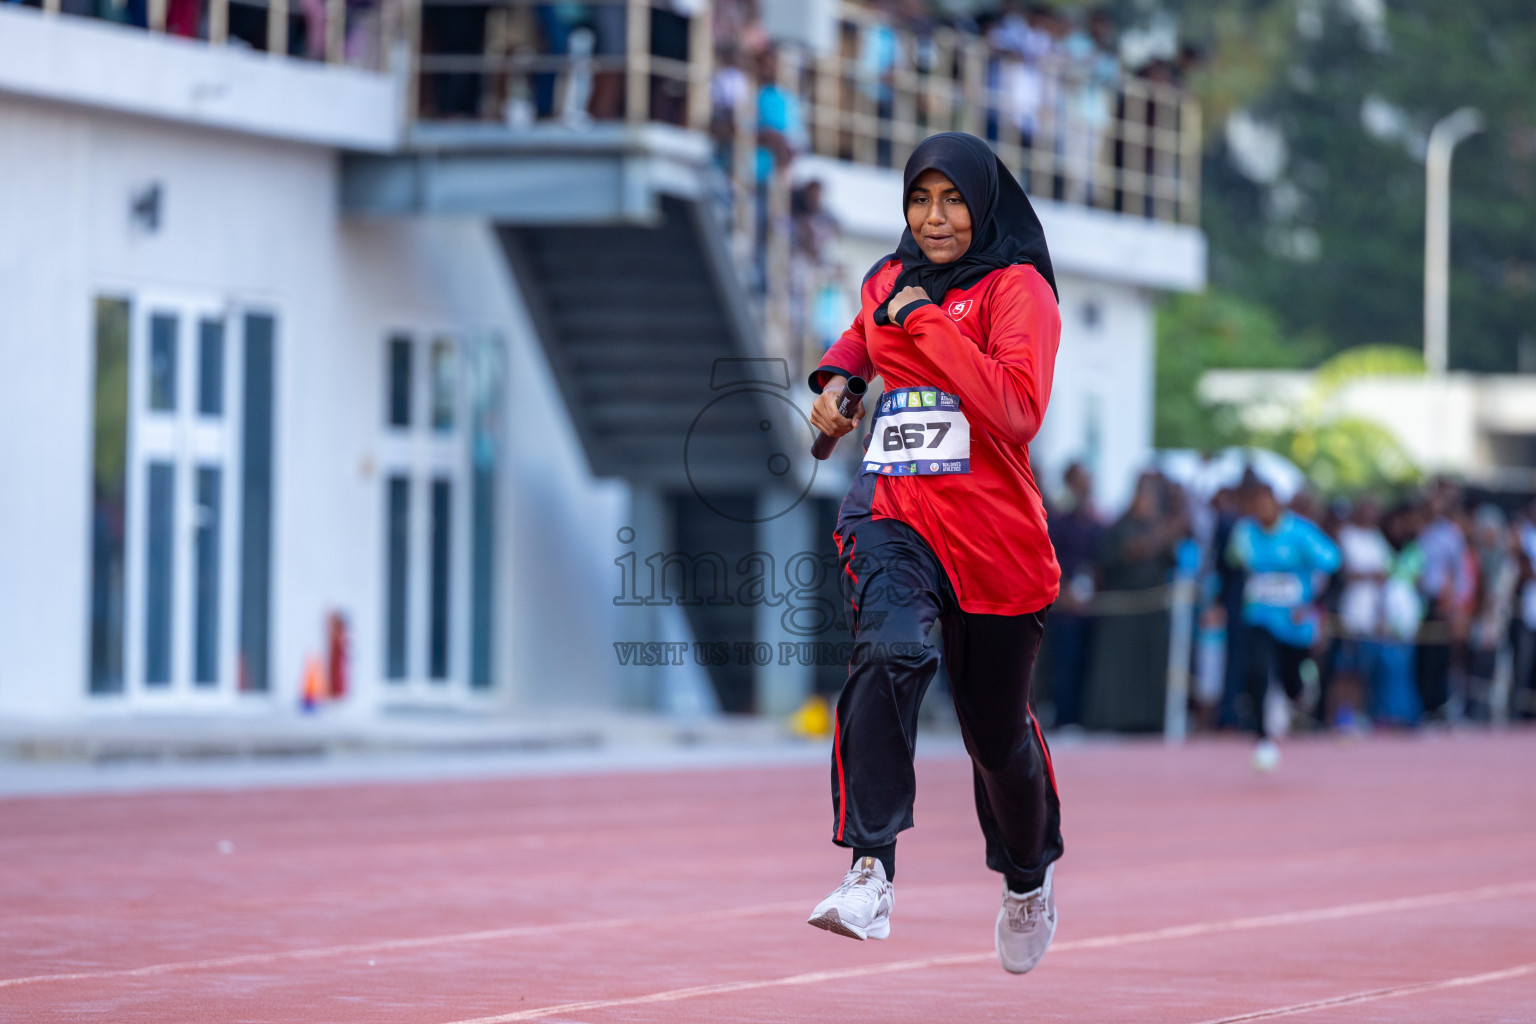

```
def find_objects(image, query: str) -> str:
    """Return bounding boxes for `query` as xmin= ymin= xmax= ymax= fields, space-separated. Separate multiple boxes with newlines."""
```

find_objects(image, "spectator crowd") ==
xmin=1037 ymin=463 xmax=1536 ymax=739
xmin=701 ymin=1 xmax=1203 ymax=371
xmin=710 ymin=0 xmax=1199 ymax=191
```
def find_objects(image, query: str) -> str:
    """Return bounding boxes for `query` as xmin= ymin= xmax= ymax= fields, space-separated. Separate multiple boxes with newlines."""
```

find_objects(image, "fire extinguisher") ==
xmin=327 ymin=611 xmax=349 ymax=700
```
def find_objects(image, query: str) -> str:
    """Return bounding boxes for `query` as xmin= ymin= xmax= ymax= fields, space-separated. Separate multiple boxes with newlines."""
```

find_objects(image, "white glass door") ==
xmin=123 ymin=293 xmax=240 ymax=705
xmin=379 ymin=332 xmax=470 ymax=700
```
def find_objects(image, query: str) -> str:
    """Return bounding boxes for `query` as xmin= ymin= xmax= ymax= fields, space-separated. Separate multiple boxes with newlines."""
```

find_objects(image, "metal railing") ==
xmin=35 ymin=0 xmax=1201 ymax=225
xmin=56 ymin=0 xmax=1200 ymax=388
xmin=34 ymin=0 xmax=398 ymax=69
xmin=408 ymin=0 xmax=713 ymax=127
xmin=795 ymin=4 xmax=1201 ymax=225
xmin=407 ymin=1 xmax=1200 ymax=226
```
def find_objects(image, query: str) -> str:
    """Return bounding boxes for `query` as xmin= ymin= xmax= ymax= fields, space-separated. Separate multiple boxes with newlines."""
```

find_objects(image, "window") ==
xmin=144 ymin=461 xmax=175 ymax=687
xmin=149 ymin=312 xmax=178 ymax=412
xmin=89 ymin=298 xmax=131 ymax=695
xmin=470 ymin=460 xmax=494 ymax=689
xmin=198 ymin=318 xmax=225 ymax=416
xmin=468 ymin=335 xmax=503 ymax=690
xmin=384 ymin=475 xmax=410 ymax=681
xmin=387 ymin=335 xmax=413 ymax=428
xmin=1084 ymin=393 xmax=1103 ymax=479
xmin=430 ymin=337 xmax=457 ymax=432
xmin=238 ymin=312 xmax=276 ymax=693
xmin=90 ymin=296 xmax=245 ymax=701
xmin=193 ymin=466 xmax=222 ymax=686
xmin=379 ymin=330 xmax=497 ymax=694
xmin=429 ymin=478 xmax=452 ymax=680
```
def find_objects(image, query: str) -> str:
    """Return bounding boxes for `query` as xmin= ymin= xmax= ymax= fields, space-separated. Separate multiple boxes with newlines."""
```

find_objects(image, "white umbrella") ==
xmin=1156 ymin=446 xmax=1306 ymax=503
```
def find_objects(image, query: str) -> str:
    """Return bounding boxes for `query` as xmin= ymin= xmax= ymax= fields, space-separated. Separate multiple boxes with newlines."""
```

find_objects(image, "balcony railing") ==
xmin=34 ymin=0 xmax=1202 ymax=409
xmin=409 ymin=0 xmax=711 ymax=127
xmin=32 ymin=0 xmax=1201 ymax=227
xmin=794 ymin=5 xmax=1202 ymax=226
xmin=405 ymin=0 xmax=1201 ymax=226
xmin=404 ymin=0 xmax=1202 ymax=394
xmin=25 ymin=0 xmax=398 ymax=69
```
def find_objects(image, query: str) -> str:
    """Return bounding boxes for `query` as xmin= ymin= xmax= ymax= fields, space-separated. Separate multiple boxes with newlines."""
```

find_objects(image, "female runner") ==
xmin=804 ymin=132 xmax=1064 ymax=975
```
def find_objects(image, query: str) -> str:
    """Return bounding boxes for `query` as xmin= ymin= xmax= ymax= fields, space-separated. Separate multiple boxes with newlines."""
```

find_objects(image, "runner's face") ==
xmin=906 ymin=170 xmax=973 ymax=264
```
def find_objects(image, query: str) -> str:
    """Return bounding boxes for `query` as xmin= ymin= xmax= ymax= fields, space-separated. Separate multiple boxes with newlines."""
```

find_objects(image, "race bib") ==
xmin=1245 ymin=572 xmax=1303 ymax=607
xmin=860 ymin=387 xmax=970 ymax=476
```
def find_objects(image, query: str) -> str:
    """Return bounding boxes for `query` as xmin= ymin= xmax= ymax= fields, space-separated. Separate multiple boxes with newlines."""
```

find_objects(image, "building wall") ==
xmin=1201 ymin=369 xmax=1536 ymax=492
xmin=1032 ymin=274 xmax=1155 ymax=513
xmin=0 ymin=4 xmax=399 ymax=152
xmin=0 ymin=91 xmax=627 ymax=718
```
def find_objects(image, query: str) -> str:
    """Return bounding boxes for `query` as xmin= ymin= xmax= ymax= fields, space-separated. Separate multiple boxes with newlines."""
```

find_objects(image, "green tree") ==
xmin=1258 ymin=346 xmax=1424 ymax=493
xmin=1135 ymin=0 xmax=1536 ymax=372
xmin=1154 ymin=288 xmax=1317 ymax=449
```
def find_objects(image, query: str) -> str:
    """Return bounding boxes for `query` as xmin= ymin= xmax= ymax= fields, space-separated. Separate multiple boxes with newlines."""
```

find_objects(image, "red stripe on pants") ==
xmin=1030 ymin=711 xmax=1059 ymax=796
xmin=834 ymin=710 xmax=848 ymax=841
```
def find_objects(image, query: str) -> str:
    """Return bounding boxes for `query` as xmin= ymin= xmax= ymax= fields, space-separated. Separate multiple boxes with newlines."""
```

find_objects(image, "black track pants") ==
xmin=830 ymin=517 xmax=1063 ymax=891
xmin=1242 ymin=626 xmax=1308 ymax=740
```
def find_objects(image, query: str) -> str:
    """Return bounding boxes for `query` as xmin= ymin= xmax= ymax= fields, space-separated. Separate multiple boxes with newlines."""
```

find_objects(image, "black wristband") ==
xmin=892 ymin=298 xmax=934 ymax=329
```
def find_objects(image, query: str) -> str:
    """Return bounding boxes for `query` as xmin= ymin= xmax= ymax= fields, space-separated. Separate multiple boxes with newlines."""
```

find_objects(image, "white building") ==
xmin=1201 ymin=370 xmax=1536 ymax=492
xmin=0 ymin=9 xmax=632 ymax=721
xmin=0 ymin=2 xmax=1206 ymax=723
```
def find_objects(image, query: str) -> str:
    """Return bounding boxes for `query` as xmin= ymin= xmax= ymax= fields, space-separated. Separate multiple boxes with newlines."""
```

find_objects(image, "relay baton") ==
xmin=810 ymin=376 xmax=868 ymax=460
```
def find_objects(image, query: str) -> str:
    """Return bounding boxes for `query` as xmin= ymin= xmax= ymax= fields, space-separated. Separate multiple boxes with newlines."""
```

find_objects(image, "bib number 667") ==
xmin=883 ymin=421 xmax=952 ymax=452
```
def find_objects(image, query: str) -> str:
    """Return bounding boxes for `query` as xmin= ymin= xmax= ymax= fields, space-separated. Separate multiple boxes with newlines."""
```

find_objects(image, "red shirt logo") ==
xmin=947 ymin=299 xmax=974 ymax=321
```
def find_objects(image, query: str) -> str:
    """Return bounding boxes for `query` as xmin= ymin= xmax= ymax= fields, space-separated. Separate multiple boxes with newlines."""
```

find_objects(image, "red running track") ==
xmin=2 ymin=731 xmax=1534 ymax=1023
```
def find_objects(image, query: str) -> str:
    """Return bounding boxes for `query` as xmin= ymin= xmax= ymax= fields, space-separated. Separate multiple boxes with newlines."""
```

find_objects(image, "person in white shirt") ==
xmin=1332 ymin=497 xmax=1391 ymax=729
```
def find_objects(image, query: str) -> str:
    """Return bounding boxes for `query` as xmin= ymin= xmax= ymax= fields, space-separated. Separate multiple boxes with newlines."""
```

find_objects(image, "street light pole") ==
xmin=1424 ymin=107 xmax=1483 ymax=378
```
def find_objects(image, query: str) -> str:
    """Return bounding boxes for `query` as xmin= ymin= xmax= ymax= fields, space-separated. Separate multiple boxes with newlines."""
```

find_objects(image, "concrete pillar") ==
xmin=753 ymin=490 xmax=816 ymax=718
xmin=615 ymin=485 xmax=721 ymax=717
xmin=614 ymin=483 xmax=671 ymax=711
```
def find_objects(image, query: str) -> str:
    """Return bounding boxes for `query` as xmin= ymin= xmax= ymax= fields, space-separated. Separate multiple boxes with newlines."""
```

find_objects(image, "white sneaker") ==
xmin=807 ymin=856 xmax=893 ymax=940
xmin=995 ymin=864 xmax=1057 ymax=974
xmin=1252 ymin=738 xmax=1281 ymax=773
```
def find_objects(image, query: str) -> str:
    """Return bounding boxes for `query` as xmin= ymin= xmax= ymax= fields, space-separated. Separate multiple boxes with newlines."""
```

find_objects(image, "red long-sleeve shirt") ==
xmin=813 ymin=259 xmax=1062 ymax=614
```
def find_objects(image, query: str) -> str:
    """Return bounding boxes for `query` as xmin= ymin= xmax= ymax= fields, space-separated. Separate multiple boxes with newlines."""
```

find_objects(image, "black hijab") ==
xmin=869 ymin=132 xmax=1057 ymax=325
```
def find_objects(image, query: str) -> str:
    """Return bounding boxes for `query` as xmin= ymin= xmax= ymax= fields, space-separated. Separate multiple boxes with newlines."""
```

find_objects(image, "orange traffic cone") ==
xmin=301 ymin=656 xmax=326 ymax=712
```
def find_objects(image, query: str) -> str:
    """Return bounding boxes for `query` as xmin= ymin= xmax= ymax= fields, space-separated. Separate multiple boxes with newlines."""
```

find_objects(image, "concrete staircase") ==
xmin=499 ymin=195 xmax=802 ymax=490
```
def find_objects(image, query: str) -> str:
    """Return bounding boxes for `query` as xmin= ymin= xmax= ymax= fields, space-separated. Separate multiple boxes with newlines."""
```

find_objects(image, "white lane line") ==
xmin=445 ymin=954 xmax=999 ymax=1024
xmin=0 ymin=901 xmax=809 ymax=990
xmin=438 ymin=880 xmax=1536 ymax=1024
xmin=1191 ymin=962 xmax=1536 ymax=1023
xmin=6 ymin=877 xmax=1534 ymax=998
xmin=0 ymin=882 xmax=996 ymax=991
xmin=1047 ymin=879 xmax=1536 ymax=953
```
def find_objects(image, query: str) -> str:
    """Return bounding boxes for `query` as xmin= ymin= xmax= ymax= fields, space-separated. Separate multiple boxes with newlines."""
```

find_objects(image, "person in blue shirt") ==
xmin=1226 ymin=480 xmax=1341 ymax=769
